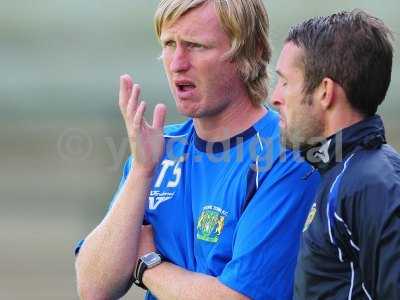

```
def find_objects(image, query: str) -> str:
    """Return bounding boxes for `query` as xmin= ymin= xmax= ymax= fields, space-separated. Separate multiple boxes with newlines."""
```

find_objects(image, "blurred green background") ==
xmin=1 ymin=1 xmax=399 ymax=299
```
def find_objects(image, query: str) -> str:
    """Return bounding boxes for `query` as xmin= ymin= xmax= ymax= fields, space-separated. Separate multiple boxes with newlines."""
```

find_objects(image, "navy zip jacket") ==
xmin=294 ymin=115 xmax=400 ymax=300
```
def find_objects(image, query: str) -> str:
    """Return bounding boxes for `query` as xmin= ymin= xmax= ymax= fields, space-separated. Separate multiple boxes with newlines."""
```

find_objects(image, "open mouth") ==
xmin=177 ymin=84 xmax=195 ymax=92
xmin=175 ymin=80 xmax=196 ymax=93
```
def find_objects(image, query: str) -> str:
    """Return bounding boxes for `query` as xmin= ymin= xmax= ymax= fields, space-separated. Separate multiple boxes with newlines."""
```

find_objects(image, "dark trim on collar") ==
xmin=194 ymin=126 xmax=257 ymax=153
xmin=302 ymin=115 xmax=386 ymax=172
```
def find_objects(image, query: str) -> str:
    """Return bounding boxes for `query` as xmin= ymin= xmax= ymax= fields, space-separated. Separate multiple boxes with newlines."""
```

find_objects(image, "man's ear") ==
xmin=314 ymin=77 xmax=335 ymax=110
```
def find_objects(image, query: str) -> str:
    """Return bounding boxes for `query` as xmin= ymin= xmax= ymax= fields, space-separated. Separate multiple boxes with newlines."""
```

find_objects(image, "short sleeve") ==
xmin=218 ymin=156 xmax=320 ymax=299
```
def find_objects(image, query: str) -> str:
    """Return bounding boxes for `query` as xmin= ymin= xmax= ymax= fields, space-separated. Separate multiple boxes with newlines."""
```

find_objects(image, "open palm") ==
xmin=119 ymin=74 xmax=167 ymax=175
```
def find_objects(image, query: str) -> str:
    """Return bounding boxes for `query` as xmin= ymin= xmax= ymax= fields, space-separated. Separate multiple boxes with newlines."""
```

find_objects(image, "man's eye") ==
xmin=164 ymin=40 xmax=176 ymax=48
xmin=188 ymin=43 xmax=204 ymax=49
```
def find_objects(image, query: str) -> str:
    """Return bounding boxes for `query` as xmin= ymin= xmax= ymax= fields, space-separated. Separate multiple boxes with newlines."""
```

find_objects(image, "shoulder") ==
xmin=335 ymin=145 xmax=400 ymax=223
xmin=250 ymin=108 xmax=282 ymax=167
xmin=253 ymin=108 xmax=280 ymax=141
xmin=342 ymin=144 xmax=400 ymax=194
xmin=163 ymin=119 xmax=193 ymax=138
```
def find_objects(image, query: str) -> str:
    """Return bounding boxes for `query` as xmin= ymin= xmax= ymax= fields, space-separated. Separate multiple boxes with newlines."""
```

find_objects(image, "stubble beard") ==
xmin=179 ymin=98 xmax=231 ymax=119
xmin=281 ymin=94 xmax=324 ymax=151
xmin=176 ymin=83 xmax=236 ymax=120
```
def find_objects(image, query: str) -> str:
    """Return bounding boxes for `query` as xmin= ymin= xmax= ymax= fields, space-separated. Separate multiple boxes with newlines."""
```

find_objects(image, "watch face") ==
xmin=142 ymin=252 xmax=161 ymax=268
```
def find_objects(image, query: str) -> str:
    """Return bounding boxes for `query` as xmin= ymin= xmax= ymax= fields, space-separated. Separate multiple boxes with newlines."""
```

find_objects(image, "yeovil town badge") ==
xmin=196 ymin=205 xmax=228 ymax=243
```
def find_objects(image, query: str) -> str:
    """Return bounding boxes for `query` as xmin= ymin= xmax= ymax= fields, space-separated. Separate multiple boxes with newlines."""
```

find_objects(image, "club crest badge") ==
xmin=196 ymin=205 xmax=228 ymax=243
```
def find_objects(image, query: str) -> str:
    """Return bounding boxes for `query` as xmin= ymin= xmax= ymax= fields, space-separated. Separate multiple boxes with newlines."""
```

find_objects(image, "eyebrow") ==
xmin=160 ymin=30 xmax=216 ymax=46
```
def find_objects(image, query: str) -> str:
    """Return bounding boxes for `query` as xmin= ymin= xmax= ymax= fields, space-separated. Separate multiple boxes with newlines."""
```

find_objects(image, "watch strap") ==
xmin=133 ymin=252 xmax=163 ymax=290
xmin=133 ymin=258 xmax=148 ymax=289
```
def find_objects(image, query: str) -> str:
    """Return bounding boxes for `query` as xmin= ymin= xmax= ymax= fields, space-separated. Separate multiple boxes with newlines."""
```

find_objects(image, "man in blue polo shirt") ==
xmin=75 ymin=1 xmax=319 ymax=299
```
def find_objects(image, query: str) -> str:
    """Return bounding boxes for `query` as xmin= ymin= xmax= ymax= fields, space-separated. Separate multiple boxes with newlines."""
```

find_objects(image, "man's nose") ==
xmin=270 ymin=86 xmax=283 ymax=109
xmin=170 ymin=46 xmax=191 ymax=73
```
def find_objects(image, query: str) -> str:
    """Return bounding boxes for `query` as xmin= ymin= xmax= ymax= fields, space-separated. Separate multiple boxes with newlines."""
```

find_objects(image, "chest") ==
xmin=145 ymin=143 xmax=253 ymax=273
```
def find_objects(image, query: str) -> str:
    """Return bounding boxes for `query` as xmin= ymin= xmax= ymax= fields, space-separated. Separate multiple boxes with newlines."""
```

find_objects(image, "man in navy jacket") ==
xmin=271 ymin=10 xmax=400 ymax=299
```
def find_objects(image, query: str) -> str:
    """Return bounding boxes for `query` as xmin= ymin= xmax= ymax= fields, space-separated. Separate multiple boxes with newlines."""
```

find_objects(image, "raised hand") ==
xmin=119 ymin=74 xmax=167 ymax=176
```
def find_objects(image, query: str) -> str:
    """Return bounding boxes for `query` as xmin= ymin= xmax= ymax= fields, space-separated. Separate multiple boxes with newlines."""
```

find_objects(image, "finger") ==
xmin=126 ymin=84 xmax=141 ymax=121
xmin=152 ymin=103 xmax=167 ymax=130
xmin=119 ymin=74 xmax=133 ymax=112
xmin=133 ymin=101 xmax=146 ymax=130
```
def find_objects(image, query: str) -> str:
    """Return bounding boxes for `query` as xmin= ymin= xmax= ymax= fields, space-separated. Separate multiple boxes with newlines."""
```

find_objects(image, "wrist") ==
xmin=142 ymin=261 xmax=162 ymax=287
xmin=131 ymin=165 xmax=156 ymax=179
xmin=133 ymin=251 xmax=164 ymax=290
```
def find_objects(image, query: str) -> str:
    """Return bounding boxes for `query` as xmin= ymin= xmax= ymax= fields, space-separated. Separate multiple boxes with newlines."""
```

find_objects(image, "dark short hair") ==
xmin=286 ymin=9 xmax=393 ymax=116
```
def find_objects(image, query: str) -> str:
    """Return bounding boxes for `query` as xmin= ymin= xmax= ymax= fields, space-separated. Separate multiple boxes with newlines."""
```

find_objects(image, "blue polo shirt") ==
xmin=77 ymin=110 xmax=320 ymax=299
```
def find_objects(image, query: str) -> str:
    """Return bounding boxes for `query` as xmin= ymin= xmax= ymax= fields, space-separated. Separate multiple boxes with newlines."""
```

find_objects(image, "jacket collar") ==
xmin=301 ymin=115 xmax=386 ymax=173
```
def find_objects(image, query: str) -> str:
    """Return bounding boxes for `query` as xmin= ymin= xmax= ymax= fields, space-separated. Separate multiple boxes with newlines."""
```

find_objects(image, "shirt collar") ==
xmin=301 ymin=115 xmax=386 ymax=173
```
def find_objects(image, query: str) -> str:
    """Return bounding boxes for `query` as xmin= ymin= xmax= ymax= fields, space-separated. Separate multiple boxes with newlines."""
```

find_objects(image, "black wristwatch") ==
xmin=133 ymin=251 xmax=163 ymax=290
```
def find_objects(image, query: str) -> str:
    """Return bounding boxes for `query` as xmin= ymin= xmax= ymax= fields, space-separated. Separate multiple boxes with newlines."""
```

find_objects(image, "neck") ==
xmin=324 ymin=106 xmax=365 ymax=138
xmin=193 ymin=99 xmax=267 ymax=142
